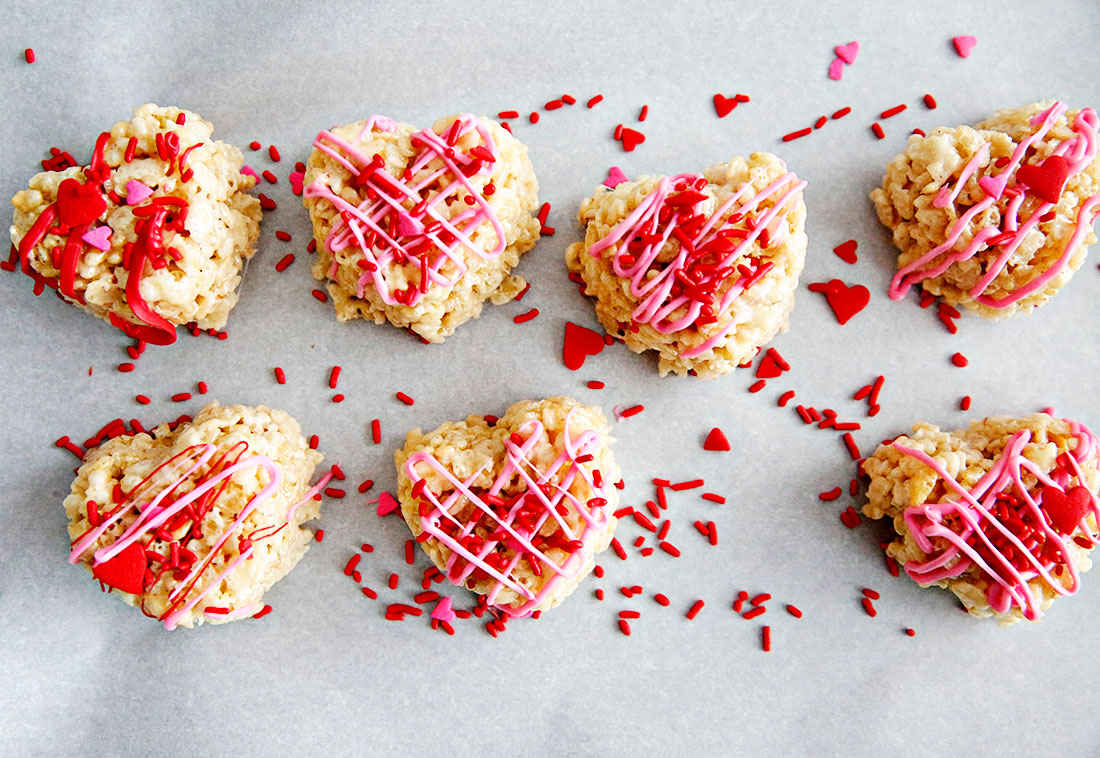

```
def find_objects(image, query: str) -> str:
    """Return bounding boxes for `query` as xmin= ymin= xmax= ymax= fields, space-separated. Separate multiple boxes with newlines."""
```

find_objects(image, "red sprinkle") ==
xmin=782 ymin=127 xmax=812 ymax=142
xmin=832 ymin=106 xmax=852 ymax=119
xmin=587 ymin=380 xmax=605 ymax=390
xmin=586 ymin=95 xmax=604 ymax=108
xmin=905 ymin=628 xmax=916 ymax=637
xmin=778 ymin=390 xmax=795 ymax=407
xmin=396 ymin=391 xmax=414 ymax=406
xmin=171 ymin=392 xmax=191 ymax=403
xmin=880 ymin=104 xmax=907 ymax=119
xmin=514 ymin=308 xmax=539 ymax=324
xmin=275 ymin=230 xmax=291 ymax=242
xmin=951 ymin=352 xmax=969 ymax=368
xmin=960 ymin=395 xmax=972 ymax=411
xmin=274 ymin=367 xmax=286 ymax=384
xmin=24 ymin=48 xmax=36 ymax=64
xmin=819 ymin=487 xmax=842 ymax=501
xmin=701 ymin=493 xmax=726 ymax=504
xmin=268 ymin=145 xmax=281 ymax=162
xmin=686 ymin=600 xmax=705 ymax=620
xmin=654 ymin=593 xmax=670 ymax=607
xmin=311 ymin=289 xmax=328 ymax=303
xmin=861 ymin=597 xmax=878 ymax=617
xmin=371 ymin=419 xmax=381 ymax=444
xmin=275 ymin=253 xmax=295 ymax=272
xmin=786 ymin=604 xmax=803 ymax=618
xmin=618 ymin=619 xmax=632 ymax=636
xmin=329 ymin=365 xmax=341 ymax=389
xmin=762 ymin=626 xmax=772 ymax=652
xmin=748 ymin=379 xmax=766 ymax=393
xmin=742 ymin=606 xmax=766 ymax=620
xmin=332 ymin=394 xmax=345 ymax=403
xmin=621 ymin=405 xmax=644 ymax=418
xmin=262 ymin=170 xmax=278 ymax=184
xmin=249 ymin=141 xmax=261 ymax=151
xmin=923 ymin=94 xmax=938 ymax=109
xmin=529 ymin=112 xmax=540 ymax=124
xmin=638 ymin=105 xmax=649 ymax=122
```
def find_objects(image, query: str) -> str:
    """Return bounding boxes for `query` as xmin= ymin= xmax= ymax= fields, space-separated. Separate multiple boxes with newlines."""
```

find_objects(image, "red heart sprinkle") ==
xmin=807 ymin=279 xmax=870 ymax=325
xmin=703 ymin=427 xmax=731 ymax=451
xmin=1015 ymin=155 xmax=1069 ymax=205
xmin=1042 ymin=485 xmax=1092 ymax=534
xmin=56 ymin=177 xmax=108 ymax=228
xmin=619 ymin=128 xmax=645 ymax=152
xmin=562 ymin=321 xmax=605 ymax=370
xmin=713 ymin=94 xmax=737 ymax=118
xmin=91 ymin=541 xmax=147 ymax=594
xmin=755 ymin=354 xmax=784 ymax=379
xmin=833 ymin=239 xmax=858 ymax=264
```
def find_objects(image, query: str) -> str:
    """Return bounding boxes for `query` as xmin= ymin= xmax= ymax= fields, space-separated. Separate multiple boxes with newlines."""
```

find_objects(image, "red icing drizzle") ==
xmin=17 ymin=125 xmax=198 ymax=345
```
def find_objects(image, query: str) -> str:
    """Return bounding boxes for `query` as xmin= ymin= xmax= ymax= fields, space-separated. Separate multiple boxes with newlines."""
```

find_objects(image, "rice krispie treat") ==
xmin=862 ymin=413 xmax=1100 ymax=624
xmin=394 ymin=396 xmax=619 ymax=617
xmin=66 ymin=403 xmax=329 ymax=629
xmin=872 ymin=101 xmax=1100 ymax=318
xmin=565 ymin=155 xmax=807 ymax=378
xmin=303 ymin=114 xmax=540 ymax=342
xmin=10 ymin=104 xmax=262 ymax=345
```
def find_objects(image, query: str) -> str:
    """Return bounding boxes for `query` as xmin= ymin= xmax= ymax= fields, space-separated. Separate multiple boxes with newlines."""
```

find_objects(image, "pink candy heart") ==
xmin=81 ymin=225 xmax=113 ymax=251
xmin=978 ymin=174 xmax=1008 ymax=199
xmin=835 ymin=41 xmax=860 ymax=64
xmin=827 ymin=57 xmax=845 ymax=81
xmin=604 ymin=166 xmax=628 ymax=189
xmin=952 ymin=35 xmax=977 ymax=58
xmin=125 ymin=179 xmax=153 ymax=206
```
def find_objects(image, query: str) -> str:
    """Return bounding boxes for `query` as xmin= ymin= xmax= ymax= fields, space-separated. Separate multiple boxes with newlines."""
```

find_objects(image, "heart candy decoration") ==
xmin=1015 ymin=155 xmax=1070 ymax=205
xmin=808 ymin=279 xmax=870 ymax=325
xmin=713 ymin=94 xmax=738 ymax=118
xmin=562 ymin=321 xmax=606 ymax=370
xmin=1042 ymin=485 xmax=1093 ymax=535
xmin=56 ymin=177 xmax=108 ymax=228
xmin=834 ymin=41 xmax=859 ymax=64
xmin=619 ymin=127 xmax=645 ymax=152
xmin=91 ymin=541 xmax=147 ymax=595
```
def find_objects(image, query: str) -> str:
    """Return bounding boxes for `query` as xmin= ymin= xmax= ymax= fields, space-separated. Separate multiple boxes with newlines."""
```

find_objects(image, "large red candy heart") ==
xmin=1015 ymin=155 xmax=1069 ymax=205
xmin=703 ymin=427 xmax=731 ymax=451
xmin=619 ymin=128 xmax=645 ymax=152
xmin=56 ymin=177 xmax=108 ymax=228
xmin=1042 ymin=485 xmax=1092 ymax=534
xmin=563 ymin=321 xmax=605 ymax=370
xmin=91 ymin=541 xmax=147 ymax=594
xmin=807 ymin=279 xmax=870 ymax=325
xmin=755 ymin=353 xmax=784 ymax=379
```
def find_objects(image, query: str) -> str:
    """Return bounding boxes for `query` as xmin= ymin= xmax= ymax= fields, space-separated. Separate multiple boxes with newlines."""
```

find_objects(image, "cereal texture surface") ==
xmin=394 ymin=396 xmax=619 ymax=615
xmin=566 ymin=154 xmax=807 ymax=377
xmin=303 ymin=114 xmax=539 ymax=342
xmin=65 ymin=403 xmax=323 ymax=629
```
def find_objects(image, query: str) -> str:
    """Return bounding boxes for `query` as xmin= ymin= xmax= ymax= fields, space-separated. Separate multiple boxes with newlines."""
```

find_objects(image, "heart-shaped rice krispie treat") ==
xmin=303 ymin=113 xmax=540 ymax=343
xmin=565 ymin=155 xmax=807 ymax=378
xmin=862 ymin=412 xmax=1100 ymax=625
xmin=10 ymin=104 xmax=261 ymax=345
xmin=394 ymin=396 xmax=619 ymax=617
xmin=872 ymin=100 xmax=1100 ymax=319
xmin=65 ymin=403 xmax=330 ymax=629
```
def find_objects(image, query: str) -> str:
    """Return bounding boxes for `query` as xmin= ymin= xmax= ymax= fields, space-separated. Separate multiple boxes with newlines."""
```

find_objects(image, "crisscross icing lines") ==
xmin=306 ymin=114 xmax=507 ymax=307
xmin=895 ymin=421 xmax=1100 ymax=620
xmin=404 ymin=411 xmax=611 ymax=616
xmin=890 ymin=102 xmax=1100 ymax=308
xmin=588 ymin=168 xmax=805 ymax=358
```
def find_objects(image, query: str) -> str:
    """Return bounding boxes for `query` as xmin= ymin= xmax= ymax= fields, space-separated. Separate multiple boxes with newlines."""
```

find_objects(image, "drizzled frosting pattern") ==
xmin=69 ymin=441 xmax=329 ymax=629
xmin=305 ymin=114 xmax=507 ymax=307
xmin=588 ymin=168 xmax=806 ymax=358
xmin=889 ymin=101 xmax=1100 ymax=309
xmin=893 ymin=418 xmax=1100 ymax=621
xmin=403 ymin=410 xmax=612 ymax=617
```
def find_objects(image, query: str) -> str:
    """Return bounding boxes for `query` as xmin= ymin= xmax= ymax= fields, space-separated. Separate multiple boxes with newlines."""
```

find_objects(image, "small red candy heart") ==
xmin=1015 ymin=155 xmax=1069 ymax=205
xmin=1042 ymin=485 xmax=1092 ymax=534
xmin=713 ymin=94 xmax=737 ymax=118
xmin=755 ymin=354 xmax=784 ymax=379
xmin=91 ymin=541 xmax=147 ymax=594
xmin=832 ymin=239 xmax=858 ymax=264
xmin=562 ymin=321 xmax=605 ymax=370
xmin=807 ymin=279 xmax=870 ymax=325
xmin=703 ymin=427 xmax=731 ymax=451
xmin=619 ymin=128 xmax=645 ymax=153
xmin=56 ymin=177 xmax=108 ymax=228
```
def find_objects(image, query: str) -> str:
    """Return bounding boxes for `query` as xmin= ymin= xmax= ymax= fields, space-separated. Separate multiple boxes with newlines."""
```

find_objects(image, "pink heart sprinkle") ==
xmin=978 ymin=174 xmax=1008 ymax=199
xmin=834 ymin=41 xmax=859 ymax=64
xmin=81 ymin=225 xmax=112 ymax=251
xmin=397 ymin=213 xmax=423 ymax=237
xmin=952 ymin=35 xmax=977 ymax=58
xmin=827 ymin=57 xmax=845 ymax=81
xmin=289 ymin=171 xmax=305 ymax=196
xmin=604 ymin=166 xmax=628 ymax=188
xmin=430 ymin=597 xmax=456 ymax=623
xmin=125 ymin=179 xmax=153 ymax=206
xmin=241 ymin=165 xmax=259 ymax=180
xmin=376 ymin=491 xmax=399 ymax=516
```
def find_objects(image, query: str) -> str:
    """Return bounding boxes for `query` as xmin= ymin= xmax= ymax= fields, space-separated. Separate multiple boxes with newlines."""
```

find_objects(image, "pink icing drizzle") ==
xmin=403 ymin=410 xmax=612 ymax=618
xmin=69 ymin=442 xmax=330 ymax=630
xmin=889 ymin=102 xmax=1100 ymax=308
xmin=892 ymin=417 xmax=1100 ymax=620
xmin=588 ymin=168 xmax=805 ymax=359
xmin=304 ymin=114 xmax=507 ymax=307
